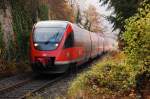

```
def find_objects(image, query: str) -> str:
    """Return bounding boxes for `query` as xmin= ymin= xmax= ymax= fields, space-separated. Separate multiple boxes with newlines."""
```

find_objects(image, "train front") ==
xmin=30 ymin=21 xmax=70 ymax=73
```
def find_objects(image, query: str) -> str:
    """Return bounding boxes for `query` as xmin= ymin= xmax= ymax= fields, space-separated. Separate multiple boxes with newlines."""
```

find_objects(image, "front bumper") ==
xmin=31 ymin=61 xmax=69 ymax=74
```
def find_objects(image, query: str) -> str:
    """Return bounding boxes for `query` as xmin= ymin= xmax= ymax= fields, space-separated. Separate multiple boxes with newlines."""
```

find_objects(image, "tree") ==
xmin=38 ymin=4 xmax=49 ymax=20
xmin=123 ymin=1 xmax=150 ymax=70
xmin=99 ymin=0 xmax=150 ymax=50
xmin=76 ymin=7 xmax=82 ymax=24
xmin=83 ymin=5 xmax=103 ymax=32
xmin=99 ymin=0 xmax=149 ymax=32
xmin=48 ymin=0 xmax=75 ymax=22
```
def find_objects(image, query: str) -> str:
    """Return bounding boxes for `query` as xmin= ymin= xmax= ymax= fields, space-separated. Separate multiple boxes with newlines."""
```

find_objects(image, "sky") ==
xmin=77 ymin=0 xmax=118 ymax=39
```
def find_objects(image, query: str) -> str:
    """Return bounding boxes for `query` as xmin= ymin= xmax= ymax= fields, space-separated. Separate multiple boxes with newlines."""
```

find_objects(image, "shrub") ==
xmin=68 ymin=53 xmax=137 ymax=98
xmin=123 ymin=1 xmax=150 ymax=95
xmin=0 ymin=58 xmax=31 ymax=78
xmin=123 ymin=0 xmax=150 ymax=72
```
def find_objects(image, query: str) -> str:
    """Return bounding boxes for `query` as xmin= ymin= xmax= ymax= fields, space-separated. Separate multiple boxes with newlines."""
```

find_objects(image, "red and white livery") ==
xmin=30 ymin=20 xmax=109 ymax=73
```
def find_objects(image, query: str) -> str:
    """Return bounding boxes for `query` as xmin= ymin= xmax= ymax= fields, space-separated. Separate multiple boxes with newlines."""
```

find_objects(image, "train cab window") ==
xmin=33 ymin=27 xmax=65 ymax=51
xmin=64 ymin=32 xmax=74 ymax=48
xmin=34 ymin=27 xmax=65 ymax=43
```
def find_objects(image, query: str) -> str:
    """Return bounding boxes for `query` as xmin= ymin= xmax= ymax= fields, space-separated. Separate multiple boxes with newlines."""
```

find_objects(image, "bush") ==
xmin=123 ymin=0 xmax=150 ymax=72
xmin=123 ymin=1 xmax=150 ymax=96
xmin=0 ymin=58 xmax=31 ymax=78
xmin=68 ymin=53 xmax=137 ymax=98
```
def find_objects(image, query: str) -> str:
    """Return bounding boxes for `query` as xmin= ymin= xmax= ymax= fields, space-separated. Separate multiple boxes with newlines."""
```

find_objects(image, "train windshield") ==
xmin=34 ymin=27 xmax=65 ymax=43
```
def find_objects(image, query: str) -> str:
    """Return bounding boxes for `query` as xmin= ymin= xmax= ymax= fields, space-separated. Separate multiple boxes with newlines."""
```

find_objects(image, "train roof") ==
xmin=34 ymin=21 xmax=100 ymax=34
xmin=35 ymin=20 xmax=70 ymax=28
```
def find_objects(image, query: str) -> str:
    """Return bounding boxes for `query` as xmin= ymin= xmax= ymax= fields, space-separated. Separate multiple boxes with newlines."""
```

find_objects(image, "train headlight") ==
xmin=34 ymin=43 xmax=38 ymax=47
xmin=55 ymin=43 xmax=59 ymax=47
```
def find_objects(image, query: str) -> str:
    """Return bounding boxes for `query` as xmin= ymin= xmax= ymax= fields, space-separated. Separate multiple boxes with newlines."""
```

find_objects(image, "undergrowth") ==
xmin=0 ymin=57 xmax=31 ymax=78
xmin=68 ymin=52 xmax=138 ymax=98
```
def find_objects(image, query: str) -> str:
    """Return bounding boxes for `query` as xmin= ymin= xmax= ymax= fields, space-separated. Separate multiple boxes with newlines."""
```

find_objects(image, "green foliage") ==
xmin=68 ymin=55 xmax=137 ymax=97
xmin=10 ymin=0 xmax=33 ymax=59
xmin=100 ymin=0 xmax=142 ymax=32
xmin=123 ymin=1 xmax=150 ymax=72
xmin=38 ymin=5 xmax=49 ymax=20
xmin=100 ymin=0 xmax=150 ymax=34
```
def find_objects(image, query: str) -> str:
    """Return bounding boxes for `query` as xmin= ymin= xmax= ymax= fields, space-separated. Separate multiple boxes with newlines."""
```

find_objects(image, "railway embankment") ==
xmin=68 ymin=51 xmax=150 ymax=99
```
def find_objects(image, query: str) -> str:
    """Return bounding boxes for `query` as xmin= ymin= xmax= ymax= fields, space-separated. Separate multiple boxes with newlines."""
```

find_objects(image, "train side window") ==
xmin=64 ymin=32 xmax=74 ymax=48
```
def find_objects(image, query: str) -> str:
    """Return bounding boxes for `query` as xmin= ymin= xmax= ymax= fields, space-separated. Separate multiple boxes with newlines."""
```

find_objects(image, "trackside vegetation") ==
xmin=123 ymin=1 xmax=150 ymax=73
xmin=68 ymin=1 xmax=150 ymax=98
xmin=68 ymin=52 xmax=138 ymax=98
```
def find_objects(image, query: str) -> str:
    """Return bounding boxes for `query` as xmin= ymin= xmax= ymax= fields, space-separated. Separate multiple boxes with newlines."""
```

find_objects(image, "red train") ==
xmin=30 ymin=20 xmax=110 ymax=73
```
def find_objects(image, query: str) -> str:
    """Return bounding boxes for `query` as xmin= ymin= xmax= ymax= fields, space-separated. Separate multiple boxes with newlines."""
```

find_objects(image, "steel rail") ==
xmin=19 ymin=75 xmax=65 ymax=99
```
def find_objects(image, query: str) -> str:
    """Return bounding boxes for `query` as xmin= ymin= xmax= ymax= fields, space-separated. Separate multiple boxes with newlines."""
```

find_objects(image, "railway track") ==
xmin=0 ymin=73 xmax=34 ymax=94
xmin=20 ymin=75 xmax=65 ymax=99
xmin=0 ymin=73 xmax=65 ymax=99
